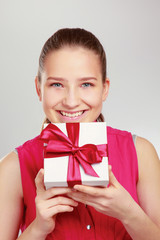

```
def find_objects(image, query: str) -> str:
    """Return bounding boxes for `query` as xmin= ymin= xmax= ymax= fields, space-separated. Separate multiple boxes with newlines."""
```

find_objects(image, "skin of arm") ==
xmin=67 ymin=136 xmax=160 ymax=240
xmin=0 ymin=152 xmax=24 ymax=240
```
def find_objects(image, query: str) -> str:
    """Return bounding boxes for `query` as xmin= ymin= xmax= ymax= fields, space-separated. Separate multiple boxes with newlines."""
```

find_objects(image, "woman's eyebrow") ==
xmin=47 ymin=77 xmax=65 ymax=81
xmin=78 ymin=77 xmax=97 ymax=81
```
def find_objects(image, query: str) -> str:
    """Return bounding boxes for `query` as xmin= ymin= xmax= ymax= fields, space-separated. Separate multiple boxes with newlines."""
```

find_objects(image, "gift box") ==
xmin=41 ymin=122 xmax=109 ymax=189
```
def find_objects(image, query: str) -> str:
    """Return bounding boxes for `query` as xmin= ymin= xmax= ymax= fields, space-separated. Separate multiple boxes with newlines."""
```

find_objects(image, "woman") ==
xmin=0 ymin=28 xmax=160 ymax=240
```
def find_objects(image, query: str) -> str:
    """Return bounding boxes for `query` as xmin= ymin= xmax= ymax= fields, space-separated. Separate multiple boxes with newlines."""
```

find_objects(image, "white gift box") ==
xmin=43 ymin=122 xmax=109 ymax=189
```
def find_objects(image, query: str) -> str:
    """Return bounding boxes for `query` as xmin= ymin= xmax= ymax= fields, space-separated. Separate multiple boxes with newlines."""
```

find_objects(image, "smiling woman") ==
xmin=0 ymin=28 xmax=160 ymax=240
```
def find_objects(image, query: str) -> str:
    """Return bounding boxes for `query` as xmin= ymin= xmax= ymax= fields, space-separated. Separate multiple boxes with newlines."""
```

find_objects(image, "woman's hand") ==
xmin=67 ymin=165 xmax=135 ymax=222
xmin=33 ymin=169 xmax=78 ymax=237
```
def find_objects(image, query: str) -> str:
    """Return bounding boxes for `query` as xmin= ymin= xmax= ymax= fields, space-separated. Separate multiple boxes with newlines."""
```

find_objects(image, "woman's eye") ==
xmin=81 ymin=83 xmax=92 ymax=88
xmin=51 ymin=83 xmax=63 ymax=88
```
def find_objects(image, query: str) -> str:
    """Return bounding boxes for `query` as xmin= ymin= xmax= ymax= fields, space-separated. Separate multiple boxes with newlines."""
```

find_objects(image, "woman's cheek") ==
xmin=83 ymin=91 xmax=103 ymax=105
xmin=44 ymin=89 xmax=62 ymax=104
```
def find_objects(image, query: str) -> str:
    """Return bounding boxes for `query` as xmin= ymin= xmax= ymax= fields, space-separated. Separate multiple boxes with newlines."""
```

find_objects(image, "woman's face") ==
xmin=36 ymin=46 xmax=109 ymax=123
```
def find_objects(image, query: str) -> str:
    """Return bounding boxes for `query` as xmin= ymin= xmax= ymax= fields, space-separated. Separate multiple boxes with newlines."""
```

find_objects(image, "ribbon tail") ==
xmin=78 ymin=156 xmax=100 ymax=178
xmin=67 ymin=155 xmax=82 ymax=187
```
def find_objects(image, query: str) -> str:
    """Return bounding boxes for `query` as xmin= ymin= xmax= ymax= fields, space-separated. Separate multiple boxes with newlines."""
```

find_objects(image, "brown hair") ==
xmin=38 ymin=28 xmax=107 ymax=123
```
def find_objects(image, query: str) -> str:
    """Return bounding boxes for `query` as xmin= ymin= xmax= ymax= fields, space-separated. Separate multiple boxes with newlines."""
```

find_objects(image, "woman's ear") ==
xmin=35 ymin=76 xmax=42 ymax=101
xmin=102 ymin=78 xmax=110 ymax=101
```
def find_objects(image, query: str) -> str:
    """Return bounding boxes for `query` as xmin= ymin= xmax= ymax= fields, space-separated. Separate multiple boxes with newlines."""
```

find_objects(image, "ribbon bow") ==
xmin=40 ymin=123 xmax=107 ymax=187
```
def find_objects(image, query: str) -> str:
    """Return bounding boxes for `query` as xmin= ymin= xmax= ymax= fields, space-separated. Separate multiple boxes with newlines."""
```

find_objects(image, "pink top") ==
xmin=16 ymin=126 xmax=139 ymax=240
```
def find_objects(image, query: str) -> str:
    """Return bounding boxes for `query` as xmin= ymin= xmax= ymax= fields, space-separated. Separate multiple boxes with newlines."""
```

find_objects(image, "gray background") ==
xmin=0 ymin=0 xmax=159 ymax=158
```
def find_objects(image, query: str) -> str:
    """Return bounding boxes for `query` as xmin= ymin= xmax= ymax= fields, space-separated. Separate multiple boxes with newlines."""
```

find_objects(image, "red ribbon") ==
xmin=40 ymin=123 xmax=107 ymax=187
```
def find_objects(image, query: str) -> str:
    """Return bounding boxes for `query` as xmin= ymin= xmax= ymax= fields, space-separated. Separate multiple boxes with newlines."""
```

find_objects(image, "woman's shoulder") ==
xmin=135 ymin=136 xmax=159 ymax=167
xmin=0 ymin=151 xmax=22 ymax=197
xmin=135 ymin=136 xmax=157 ymax=153
xmin=0 ymin=151 xmax=20 ymax=173
xmin=134 ymin=136 xmax=160 ymax=198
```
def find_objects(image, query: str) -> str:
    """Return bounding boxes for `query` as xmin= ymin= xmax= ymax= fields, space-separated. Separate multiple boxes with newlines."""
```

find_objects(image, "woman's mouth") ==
xmin=60 ymin=111 xmax=84 ymax=118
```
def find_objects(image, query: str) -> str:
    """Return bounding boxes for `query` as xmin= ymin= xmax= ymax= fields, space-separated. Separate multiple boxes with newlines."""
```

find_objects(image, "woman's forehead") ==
xmin=43 ymin=46 xmax=101 ymax=74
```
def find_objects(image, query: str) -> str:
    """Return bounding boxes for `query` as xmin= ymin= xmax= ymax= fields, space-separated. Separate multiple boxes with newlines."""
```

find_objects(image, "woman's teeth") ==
xmin=60 ymin=111 xmax=83 ymax=118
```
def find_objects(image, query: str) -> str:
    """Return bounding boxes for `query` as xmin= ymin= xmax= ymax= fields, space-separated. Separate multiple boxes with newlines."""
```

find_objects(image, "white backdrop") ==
xmin=0 ymin=0 xmax=159 ymax=158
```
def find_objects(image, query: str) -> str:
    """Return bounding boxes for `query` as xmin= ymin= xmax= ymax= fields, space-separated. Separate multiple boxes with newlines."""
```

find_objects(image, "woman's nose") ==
xmin=62 ymin=87 xmax=80 ymax=108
